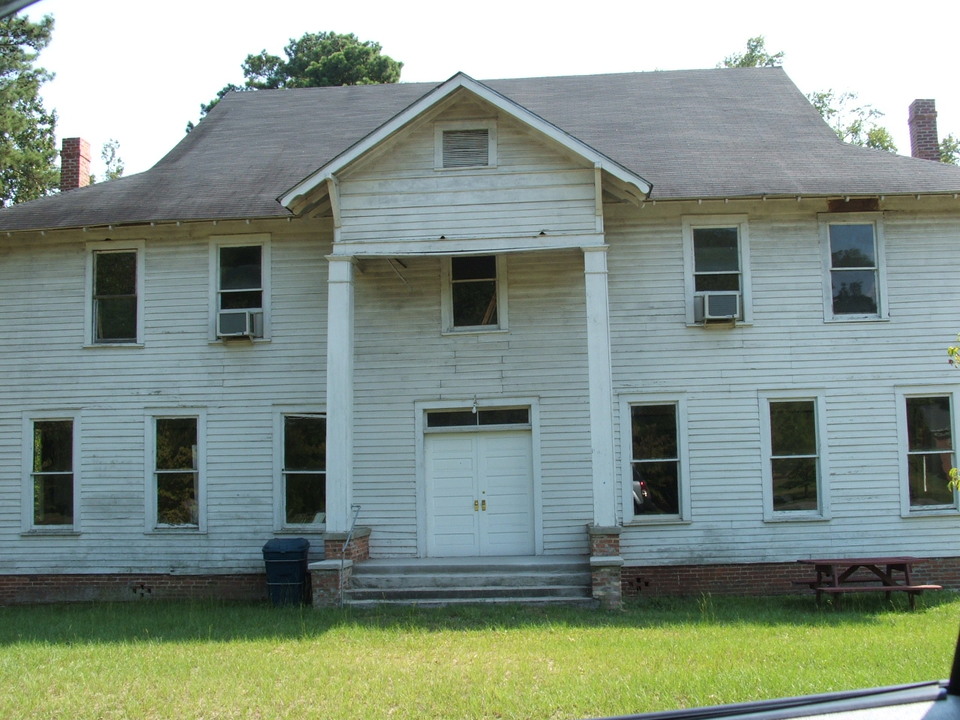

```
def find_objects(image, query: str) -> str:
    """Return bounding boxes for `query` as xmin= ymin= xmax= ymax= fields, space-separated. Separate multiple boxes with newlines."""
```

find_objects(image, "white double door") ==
xmin=425 ymin=430 xmax=535 ymax=557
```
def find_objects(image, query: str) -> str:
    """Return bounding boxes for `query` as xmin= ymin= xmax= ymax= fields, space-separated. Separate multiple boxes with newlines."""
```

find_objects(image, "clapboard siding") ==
xmin=607 ymin=200 xmax=960 ymax=566
xmin=337 ymin=103 xmax=597 ymax=244
xmin=0 ymin=218 xmax=331 ymax=573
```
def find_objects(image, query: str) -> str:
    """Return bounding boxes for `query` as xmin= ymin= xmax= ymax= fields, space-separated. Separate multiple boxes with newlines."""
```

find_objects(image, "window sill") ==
xmin=441 ymin=328 xmax=509 ymax=337
xmin=276 ymin=526 xmax=326 ymax=535
xmin=624 ymin=517 xmax=691 ymax=527
xmin=21 ymin=528 xmax=79 ymax=536
xmin=824 ymin=316 xmax=889 ymax=324
xmin=685 ymin=321 xmax=752 ymax=329
xmin=903 ymin=508 xmax=960 ymax=518
xmin=208 ymin=337 xmax=271 ymax=345
xmin=84 ymin=342 xmax=143 ymax=349
xmin=763 ymin=513 xmax=830 ymax=523
xmin=146 ymin=527 xmax=206 ymax=534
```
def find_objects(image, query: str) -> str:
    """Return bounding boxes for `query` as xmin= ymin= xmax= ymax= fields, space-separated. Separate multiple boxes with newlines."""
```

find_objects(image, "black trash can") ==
xmin=262 ymin=538 xmax=310 ymax=606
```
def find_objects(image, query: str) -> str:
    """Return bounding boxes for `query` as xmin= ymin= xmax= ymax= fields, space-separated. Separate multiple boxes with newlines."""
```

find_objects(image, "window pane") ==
xmin=427 ymin=411 xmax=478 ymax=428
xmin=33 ymin=421 xmax=72 ymax=473
xmin=452 ymin=281 xmax=497 ymax=326
xmin=220 ymin=246 xmax=262 ymax=290
xmin=772 ymin=457 xmax=818 ymax=511
xmin=770 ymin=401 xmax=816 ymax=456
xmin=284 ymin=416 xmax=326 ymax=471
xmin=906 ymin=396 xmax=952 ymax=451
xmin=632 ymin=461 xmax=680 ymax=515
xmin=631 ymin=405 xmax=677 ymax=460
xmin=908 ymin=454 xmax=955 ymax=506
xmin=693 ymin=228 xmax=739 ymax=272
xmin=156 ymin=418 xmax=197 ymax=471
xmin=695 ymin=274 xmax=740 ymax=292
xmin=478 ymin=408 xmax=529 ymax=425
xmin=285 ymin=473 xmax=326 ymax=524
xmin=831 ymin=270 xmax=877 ymax=315
xmin=220 ymin=290 xmax=262 ymax=310
xmin=34 ymin=473 xmax=73 ymax=525
xmin=157 ymin=471 xmax=198 ymax=525
xmin=452 ymin=256 xmax=496 ymax=281
xmin=94 ymin=251 xmax=136 ymax=295
xmin=95 ymin=296 xmax=137 ymax=342
xmin=830 ymin=225 xmax=875 ymax=268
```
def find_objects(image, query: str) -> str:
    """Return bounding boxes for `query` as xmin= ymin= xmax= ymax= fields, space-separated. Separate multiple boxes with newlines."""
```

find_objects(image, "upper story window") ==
xmin=682 ymin=216 xmax=751 ymax=325
xmin=901 ymin=392 xmax=958 ymax=513
xmin=211 ymin=235 xmax=270 ymax=340
xmin=441 ymin=255 xmax=508 ymax=333
xmin=760 ymin=393 xmax=829 ymax=521
xmin=26 ymin=416 xmax=77 ymax=530
xmin=435 ymin=120 xmax=497 ymax=170
xmin=85 ymin=241 xmax=144 ymax=346
xmin=820 ymin=215 xmax=886 ymax=321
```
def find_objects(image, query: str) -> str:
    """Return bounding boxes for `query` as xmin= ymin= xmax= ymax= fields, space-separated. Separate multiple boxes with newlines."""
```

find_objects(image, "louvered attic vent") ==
xmin=442 ymin=129 xmax=489 ymax=168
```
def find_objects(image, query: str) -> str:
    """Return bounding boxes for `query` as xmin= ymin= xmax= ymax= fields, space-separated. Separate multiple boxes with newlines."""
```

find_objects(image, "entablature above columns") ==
xmin=328 ymin=232 xmax=606 ymax=258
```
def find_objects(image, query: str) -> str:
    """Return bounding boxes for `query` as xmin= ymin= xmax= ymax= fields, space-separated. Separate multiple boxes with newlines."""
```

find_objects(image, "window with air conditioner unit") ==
xmin=210 ymin=235 xmax=270 ymax=341
xmin=682 ymin=216 xmax=752 ymax=326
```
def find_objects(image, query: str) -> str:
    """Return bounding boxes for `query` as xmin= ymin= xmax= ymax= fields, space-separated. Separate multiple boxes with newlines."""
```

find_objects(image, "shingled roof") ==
xmin=3 ymin=67 xmax=960 ymax=232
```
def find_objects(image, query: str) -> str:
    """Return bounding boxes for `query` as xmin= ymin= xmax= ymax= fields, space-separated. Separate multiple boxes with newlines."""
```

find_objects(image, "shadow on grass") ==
xmin=0 ymin=591 xmax=954 ymax=646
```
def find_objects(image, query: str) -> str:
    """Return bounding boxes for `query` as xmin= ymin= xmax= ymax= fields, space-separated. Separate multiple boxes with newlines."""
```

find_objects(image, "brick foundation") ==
xmin=0 ymin=573 xmax=266 ymax=605
xmin=622 ymin=557 xmax=960 ymax=597
xmin=588 ymin=525 xmax=624 ymax=609
xmin=322 ymin=526 xmax=371 ymax=561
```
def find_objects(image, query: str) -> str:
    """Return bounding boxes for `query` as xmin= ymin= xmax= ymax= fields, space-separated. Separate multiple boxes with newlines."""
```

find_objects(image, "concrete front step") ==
xmin=344 ymin=555 xmax=593 ymax=607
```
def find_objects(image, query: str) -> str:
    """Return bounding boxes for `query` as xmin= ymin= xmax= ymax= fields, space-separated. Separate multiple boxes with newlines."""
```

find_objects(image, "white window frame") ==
xmin=819 ymin=213 xmax=888 ymax=322
xmin=209 ymin=234 xmax=271 ymax=342
xmin=84 ymin=240 xmax=145 ymax=347
xmin=682 ymin=215 xmax=752 ymax=325
xmin=434 ymin=119 xmax=497 ymax=170
xmin=897 ymin=387 xmax=960 ymax=517
xmin=21 ymin=411 xmax=80 ymax=533
xmin=758 ymin=390 xmax=830 ymax=522
xmin=440 ymin=255 xmax=509 ymax=334
xmin=145 ymin=410 xmax=206 ymax=532
xmin=274 ymin=409 xmax=327 ymax=532
xmin=620 ymin=395 xmax=691 ymax=524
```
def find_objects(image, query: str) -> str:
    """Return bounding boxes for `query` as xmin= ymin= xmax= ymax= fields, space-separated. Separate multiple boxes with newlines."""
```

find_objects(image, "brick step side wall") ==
xmin=623 ymin=557 xmax=960 ymax=597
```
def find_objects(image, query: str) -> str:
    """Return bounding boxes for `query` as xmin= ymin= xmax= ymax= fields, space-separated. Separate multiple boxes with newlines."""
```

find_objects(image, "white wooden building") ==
xmin=1 ymin=69 xmax=959 ymax=605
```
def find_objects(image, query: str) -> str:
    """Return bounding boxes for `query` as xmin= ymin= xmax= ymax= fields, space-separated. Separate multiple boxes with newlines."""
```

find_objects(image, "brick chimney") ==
xmin=60 ymin=137 xmax=91 ymax=191
xmin=908 ymin=99 xmax=941 ymax=162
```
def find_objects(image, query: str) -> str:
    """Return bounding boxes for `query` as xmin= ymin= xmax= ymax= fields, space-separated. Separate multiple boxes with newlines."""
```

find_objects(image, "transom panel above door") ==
xmin=423 ymin=408 xmax=535 ymax=557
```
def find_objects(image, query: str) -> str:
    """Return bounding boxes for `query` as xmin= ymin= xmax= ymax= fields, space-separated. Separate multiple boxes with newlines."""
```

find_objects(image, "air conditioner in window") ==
xmin=694 ymin=293 xmax=740 ymax=325
xmin=217 ymin=310 xmax=262 ymax=339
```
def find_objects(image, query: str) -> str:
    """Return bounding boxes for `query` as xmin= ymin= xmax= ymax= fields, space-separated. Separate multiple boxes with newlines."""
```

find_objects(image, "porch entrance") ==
xmin=425 ymin=421 xmax=535 ymax=557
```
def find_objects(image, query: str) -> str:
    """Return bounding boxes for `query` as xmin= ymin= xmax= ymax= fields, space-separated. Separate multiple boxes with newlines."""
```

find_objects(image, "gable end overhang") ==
xmin=278 ymin=72 xmax=653 ymax=213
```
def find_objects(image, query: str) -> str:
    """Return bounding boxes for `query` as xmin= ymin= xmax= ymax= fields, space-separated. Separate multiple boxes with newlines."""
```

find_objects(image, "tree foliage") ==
xmin=90 ymin=138 xmax=124 ymax=184
xmin=0 ymin=13 xmax=58 ymax=206
xmin=718 ymin=35 xmax=784 ymax=68
xmin=941 ymin=134 xmax=960 ymax=165
xmin=188 ymin=31 xmax=402 ymax=131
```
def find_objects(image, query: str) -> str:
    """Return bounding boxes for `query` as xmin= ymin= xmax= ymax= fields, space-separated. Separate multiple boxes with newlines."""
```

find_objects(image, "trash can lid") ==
xmin=262 ymin=537 xmax=310 ymax=554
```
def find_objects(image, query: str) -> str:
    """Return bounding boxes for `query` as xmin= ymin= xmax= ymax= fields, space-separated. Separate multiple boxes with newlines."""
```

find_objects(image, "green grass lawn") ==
xmin=2 ymin=593 xmax=957 ymax=720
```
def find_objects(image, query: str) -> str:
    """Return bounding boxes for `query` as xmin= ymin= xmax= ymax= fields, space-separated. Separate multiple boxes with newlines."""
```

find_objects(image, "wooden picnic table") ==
xmin=797 ymin=557 xmax=941 ymax=609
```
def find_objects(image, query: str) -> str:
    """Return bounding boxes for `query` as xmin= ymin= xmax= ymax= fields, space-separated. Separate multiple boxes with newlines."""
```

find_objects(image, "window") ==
xmin=682 ymin=216 xmax=751 ymax=324
xmin=441 ymin=255 xmax=508 ymax=332
xmin=903 ymin=395 xmax=957 ymax=511
xmin=211 ymin=235 xmax=270 ymax=340
xmin=282 ymin=414 xmax=326 ymax=526
xmin=435 ymin=121 xmax=497 ymax=170
xmin=627 ymin=402 xmax=685 ymax=519
xmin=820 ymin=215 xmax=886 ymax=320
xmin=85 ymin=241 xmax=143 ymax=345
xmin=151 ymin=416 xmax=202 ymax=529
xmin=28 ymin=418 xmax=75 ymax=529
xmin=761 ymin=396 xmax=827 ymax=518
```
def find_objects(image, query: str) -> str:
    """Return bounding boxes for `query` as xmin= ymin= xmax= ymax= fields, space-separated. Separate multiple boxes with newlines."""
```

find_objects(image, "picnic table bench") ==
xmin=797 ymin=557 xmax=941 ymax=609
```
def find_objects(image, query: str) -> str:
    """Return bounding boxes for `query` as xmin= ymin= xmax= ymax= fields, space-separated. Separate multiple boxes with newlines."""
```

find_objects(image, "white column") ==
xmin=324 ymin=255 xmax=355 ymax=533
xmin=583 ymin=246 xmax=617 ymax=527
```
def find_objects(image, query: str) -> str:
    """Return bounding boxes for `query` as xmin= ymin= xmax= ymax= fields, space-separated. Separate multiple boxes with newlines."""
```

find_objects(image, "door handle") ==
xmin=481 ymin=500 xmax=487 ymax=511
xmin=474 ymin=500 xmax=479 ymax=512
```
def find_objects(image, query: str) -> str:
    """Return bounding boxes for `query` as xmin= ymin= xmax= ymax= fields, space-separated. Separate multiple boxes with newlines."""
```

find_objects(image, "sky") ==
xmin=21 ymin=0 xmax=960 ymax=178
